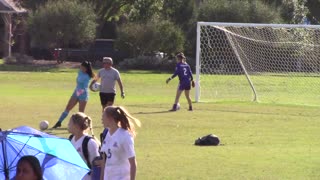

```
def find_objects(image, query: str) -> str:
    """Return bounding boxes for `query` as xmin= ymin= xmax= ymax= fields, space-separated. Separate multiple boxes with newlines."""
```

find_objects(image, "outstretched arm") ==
xmin=166 ymin=66 xmax=179 ymax=84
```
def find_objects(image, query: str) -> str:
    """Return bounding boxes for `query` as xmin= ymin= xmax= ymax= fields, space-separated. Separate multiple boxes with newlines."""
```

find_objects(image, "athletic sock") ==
xmin=58 ymin=111 xmax=69 ymax=123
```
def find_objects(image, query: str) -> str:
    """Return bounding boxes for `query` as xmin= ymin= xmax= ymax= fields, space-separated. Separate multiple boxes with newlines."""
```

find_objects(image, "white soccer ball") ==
xmin=92 ymin=82 xmax=101 ymax=92
xmin=39 ymin=120 xmax=49 ymax=131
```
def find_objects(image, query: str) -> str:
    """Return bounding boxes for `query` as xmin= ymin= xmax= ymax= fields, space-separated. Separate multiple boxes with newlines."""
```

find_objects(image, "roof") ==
xmin=0 ymin=0 xmax=26 ymax=13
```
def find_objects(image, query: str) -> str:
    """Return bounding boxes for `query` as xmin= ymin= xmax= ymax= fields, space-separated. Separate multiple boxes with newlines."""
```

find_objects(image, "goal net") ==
xmin=195 ymin=22 xmax=320 ymax=106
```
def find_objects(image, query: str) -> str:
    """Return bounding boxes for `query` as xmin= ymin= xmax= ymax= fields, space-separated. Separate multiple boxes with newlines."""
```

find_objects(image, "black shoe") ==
xmin=52 ymin=122 xmax=61 ymax=128
xmin=169 ymin=104 xmax=180 ymax=111
xmin=189 ymin=106 xmax=193 ymax=111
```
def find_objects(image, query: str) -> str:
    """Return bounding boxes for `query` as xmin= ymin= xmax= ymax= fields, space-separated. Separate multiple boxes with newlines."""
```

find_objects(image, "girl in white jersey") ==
xmin=100 ymin=106 xmax=141 ymax=180
xmin=68 ymin=112 xmax=100 ymax=180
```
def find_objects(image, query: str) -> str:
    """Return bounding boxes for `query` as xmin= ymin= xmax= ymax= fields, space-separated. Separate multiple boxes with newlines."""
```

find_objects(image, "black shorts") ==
xmin=99 ymin=92 xmax=116 ymax=106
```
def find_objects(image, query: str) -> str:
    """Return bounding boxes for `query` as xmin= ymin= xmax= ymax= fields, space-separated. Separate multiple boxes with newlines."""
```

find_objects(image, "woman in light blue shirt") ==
xmin=52 ymin=61 xmax=95 ymax=128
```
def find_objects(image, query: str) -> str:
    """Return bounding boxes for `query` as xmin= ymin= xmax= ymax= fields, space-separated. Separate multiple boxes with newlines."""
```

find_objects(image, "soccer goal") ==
xmin=195 ymin=22 xmax=320 ymax=106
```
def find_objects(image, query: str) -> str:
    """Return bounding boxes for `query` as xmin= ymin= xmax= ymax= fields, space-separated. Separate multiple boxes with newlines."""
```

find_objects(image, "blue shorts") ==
xmin=71 ymin=89 xmax=89 ymax=101
xmin=178 ymin=82 xmax=191 ymax=91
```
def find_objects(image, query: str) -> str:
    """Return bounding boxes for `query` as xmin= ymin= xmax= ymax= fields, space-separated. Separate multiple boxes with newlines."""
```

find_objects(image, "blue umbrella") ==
xmin=0 ymin=126 xmax=90 ymax=180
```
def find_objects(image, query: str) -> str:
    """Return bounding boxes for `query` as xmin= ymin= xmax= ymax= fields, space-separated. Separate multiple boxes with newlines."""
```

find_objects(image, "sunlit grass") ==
xmin=0 ymin=68 xmax=319 ymax=179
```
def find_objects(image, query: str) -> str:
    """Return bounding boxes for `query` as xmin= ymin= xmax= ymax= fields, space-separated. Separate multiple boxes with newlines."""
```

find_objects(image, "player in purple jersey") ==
xmin=166 ymin=52 xmax=195 ymax=111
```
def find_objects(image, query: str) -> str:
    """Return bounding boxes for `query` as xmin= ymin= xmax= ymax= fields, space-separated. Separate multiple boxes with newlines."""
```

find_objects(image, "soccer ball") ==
xmin=91 ymin=82 xmax=101 ymax=92
xmin=39 ymin=120 xmax=49 ymax=131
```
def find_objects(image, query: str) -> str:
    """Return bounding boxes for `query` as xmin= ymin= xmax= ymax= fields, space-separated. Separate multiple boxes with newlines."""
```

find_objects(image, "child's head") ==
xmin=68 ymin=112 xmax=92 ymax=134
xmin=176 ymin=52 xmax=186 ymax=62
xmin=16 ymin=156 xmax=42 ymax=180
xmin=102 ymin=106 xmax=141 ymax=137
xmin=80 ymin=61 xmax=95 ymax=78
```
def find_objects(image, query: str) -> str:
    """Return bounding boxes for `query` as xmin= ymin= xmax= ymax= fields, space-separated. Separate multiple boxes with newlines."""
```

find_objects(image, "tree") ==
xmin=13 ymin=0 xmax=48 ymax=11
xmin=116 ymin=20 xmax=185 ymax=57
xmin=80 ymin=0 xmax=136 ymax=37
xmin=198 ymin=0 xmax=283 ymax=23
xmin=81 ymin=0 xmax=135 ymax=21
xmin=305 ymin=0 xmax=320 ymax=24
xmin=28 ymin=0 xmax=97 ymax=48
xmin=129 ymin=0 xmax=163 ymax=23
xmin=282 ymin=0 xmax=309 ymax=24
xmin=162 ymin=0 xmax=197 ymax=30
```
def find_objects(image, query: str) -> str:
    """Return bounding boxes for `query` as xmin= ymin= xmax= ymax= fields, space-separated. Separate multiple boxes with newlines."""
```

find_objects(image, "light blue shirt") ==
xmin=76 ymin=70 xmax=91 ymax=90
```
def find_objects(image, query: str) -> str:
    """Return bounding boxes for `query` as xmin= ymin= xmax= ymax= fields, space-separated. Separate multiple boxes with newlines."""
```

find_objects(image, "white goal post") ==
xmin=195 ymin=22 xmax=320 ymax=105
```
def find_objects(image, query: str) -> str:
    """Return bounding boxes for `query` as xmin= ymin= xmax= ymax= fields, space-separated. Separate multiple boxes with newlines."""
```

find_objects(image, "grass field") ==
xmin=1 ymin=63 xmax=320 ymax=179
xmin=200 ymin=74 xmax=320 ymax=106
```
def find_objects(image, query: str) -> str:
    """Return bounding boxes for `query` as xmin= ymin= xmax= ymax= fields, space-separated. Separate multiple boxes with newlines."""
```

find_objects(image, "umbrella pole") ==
xmin=1 ymin=137 xmax=9 ymax=179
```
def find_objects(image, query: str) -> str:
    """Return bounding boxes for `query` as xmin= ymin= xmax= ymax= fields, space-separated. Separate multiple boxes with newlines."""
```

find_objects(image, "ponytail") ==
xmin=104 ymin=106 xmax=141 ymax=137
xmin=87 ymin=117 xmax=101 ymax=146
xmin=81 ymin=61 xmax=95 ymax=78
xmin=71 ymin=112 xmax=101 ymax=146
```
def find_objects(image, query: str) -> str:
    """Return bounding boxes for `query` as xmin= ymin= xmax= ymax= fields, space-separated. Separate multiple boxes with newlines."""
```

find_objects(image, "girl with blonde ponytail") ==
xmin=100 ymin=106 xmax=141 ymax=180
xmin=68 ymin=112 xmax=100 ymax=180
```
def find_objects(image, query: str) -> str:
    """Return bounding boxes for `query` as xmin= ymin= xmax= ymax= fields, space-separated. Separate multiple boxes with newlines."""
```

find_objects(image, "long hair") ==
xmin=70 ymin=112 xmax=101 ymax=146
xmin=81 ymin=61 xmax=95 ymax=78
xmin=104 ymin=106 xmax=141 ymax=137
xmin=17 ymin=156 xmax=43 ymax=180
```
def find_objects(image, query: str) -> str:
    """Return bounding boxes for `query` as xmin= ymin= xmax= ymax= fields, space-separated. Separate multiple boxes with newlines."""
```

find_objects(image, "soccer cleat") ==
xmin=189 ymin=106 xmax=193 ymax=111
xmin=52 ymin=122 xmax=61 ymax=128
xmin=169 ymin=104 xmax=180 ymax=111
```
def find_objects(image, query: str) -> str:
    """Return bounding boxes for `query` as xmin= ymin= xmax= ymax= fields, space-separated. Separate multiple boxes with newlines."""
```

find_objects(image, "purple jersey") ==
xmin=171 ymin=62 xmax=193 ymax=84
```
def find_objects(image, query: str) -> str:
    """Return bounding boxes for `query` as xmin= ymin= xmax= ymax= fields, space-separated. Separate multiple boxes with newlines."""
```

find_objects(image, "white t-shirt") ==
xmin=100 ymin=128 xmax=135 ymax=180
xmin=71 ymin=135 xmax=100 ymax=180
xmin=98 ymin=67 xmax=120 ymax=93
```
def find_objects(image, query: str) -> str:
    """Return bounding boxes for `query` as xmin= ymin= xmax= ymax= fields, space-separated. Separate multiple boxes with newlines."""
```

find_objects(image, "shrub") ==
xmin=119 ymin=55 xmax=195 ymax=72
xmin=119 ymin=56 xmax=175 ymax=71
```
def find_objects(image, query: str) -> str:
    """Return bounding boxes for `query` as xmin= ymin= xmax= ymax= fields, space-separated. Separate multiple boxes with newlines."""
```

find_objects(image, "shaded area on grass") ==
xmin=0 ymin=60 xmax=80 ymax=72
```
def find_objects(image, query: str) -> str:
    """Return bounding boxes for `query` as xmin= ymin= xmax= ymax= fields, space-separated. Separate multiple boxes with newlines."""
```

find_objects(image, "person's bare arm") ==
xmin=117 ymin=78 xmax=125 ymax=98
xmin=90 ymin=75 xmax=100 ymax=91
xmin=100 ymin=154 xmax=106 ymax=180
xmin=128 ymin=157 xmax=136 ymax=180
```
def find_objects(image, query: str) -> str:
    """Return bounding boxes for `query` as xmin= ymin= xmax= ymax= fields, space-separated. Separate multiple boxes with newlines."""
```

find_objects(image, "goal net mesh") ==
xmin=197 ymin=23 xmax=320 ymax=106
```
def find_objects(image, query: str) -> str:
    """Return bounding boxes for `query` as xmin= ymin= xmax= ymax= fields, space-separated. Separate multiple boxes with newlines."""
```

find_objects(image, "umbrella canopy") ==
xmin=0 ymin=126 xmax=89 ymax=180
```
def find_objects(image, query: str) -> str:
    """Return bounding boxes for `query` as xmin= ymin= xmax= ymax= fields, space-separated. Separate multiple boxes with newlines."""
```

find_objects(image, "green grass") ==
xmin=200 ymin=74 xmax=320 ymax=106
xmin=1 ymin=67 xmax=320 ymax=179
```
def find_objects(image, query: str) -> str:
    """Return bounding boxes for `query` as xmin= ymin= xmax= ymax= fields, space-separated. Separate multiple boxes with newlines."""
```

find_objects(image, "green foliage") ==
xmin=119 ymin=56 xmax=176 ymax=70
xmin=198 ymin=0 xmax=283 ymax=23
xmin=129 ymin=0 xmax=163 ymax=22
xmin=116 ymin=20 xmax=185 ymax=57
xmin=14 ymin=0 xmax=48 ymax=11
xmin=28 ymin=0 xmax=97 ymax=48
xmin=162 ymin=0 xmax=197 ymax=30
xmin=283 ymin=0 xmax=309 ymax=24
xmin=81 ymin=0 xmax=135 ymax=21
xmin=306 ymin=1 xmax=320 ymax=24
